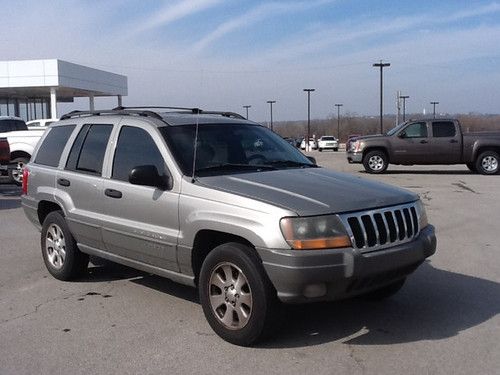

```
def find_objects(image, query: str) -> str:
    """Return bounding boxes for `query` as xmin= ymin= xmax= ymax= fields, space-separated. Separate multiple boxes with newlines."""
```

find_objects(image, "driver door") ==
xmin=390 ymin=122 xmax=430 ymax=164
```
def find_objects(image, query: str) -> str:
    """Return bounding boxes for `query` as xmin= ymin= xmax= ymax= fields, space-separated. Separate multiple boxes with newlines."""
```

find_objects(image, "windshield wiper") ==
xmin=266 ymin=160 xmax=318 ymax=168
xmin=195 ymin=163 xmax=276 ymax=174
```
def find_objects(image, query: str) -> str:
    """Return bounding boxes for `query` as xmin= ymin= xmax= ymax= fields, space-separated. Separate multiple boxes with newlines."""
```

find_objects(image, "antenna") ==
xmin=191 ymin=112 xmax=200 ymax=183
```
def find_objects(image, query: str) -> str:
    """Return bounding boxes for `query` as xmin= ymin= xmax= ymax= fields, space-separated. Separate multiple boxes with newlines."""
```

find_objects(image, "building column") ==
xmin=50 ymin=87 xmax=57 ymax=119
xmin=117 ymin=95 xmax=122 ymax=107
xmin=89 ymin=94 xmax=95 ymax=111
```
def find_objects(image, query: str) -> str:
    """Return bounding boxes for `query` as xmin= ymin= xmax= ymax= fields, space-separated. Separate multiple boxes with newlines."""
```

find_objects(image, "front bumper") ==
xmin=256 ymin=225 xmax=436 ymax=303
xmin=346 ymin=151 xmax=363 ymax=163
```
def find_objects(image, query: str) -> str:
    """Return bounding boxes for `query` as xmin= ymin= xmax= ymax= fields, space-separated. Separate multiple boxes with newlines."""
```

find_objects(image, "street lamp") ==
xmin=400 ymin=95 xmax=409 ymax=121
xmin=430 ymin=101 xmax=439 ymax=119
xmin=373 ymin=60 xmax=390 ymax=134
xmin=243 ymin=105 xmax=251 ymax=120
xmin=303 ymin=89 xmax=315 ymax=151
xmin=266 ymin=100 xmax=276 ymax=131
xmin=334 ymin=103 xmax=343 ymax=140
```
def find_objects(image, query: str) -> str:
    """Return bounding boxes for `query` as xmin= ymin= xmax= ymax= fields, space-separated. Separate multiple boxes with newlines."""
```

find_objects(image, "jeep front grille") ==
xmin=339 ymin=202 xmax=420 ymax=252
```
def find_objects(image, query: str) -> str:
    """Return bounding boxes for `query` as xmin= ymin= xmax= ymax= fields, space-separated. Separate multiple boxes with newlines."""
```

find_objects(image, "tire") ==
xmin=363 ymin=150 xmax=388 ymax=174
xmin=8 ymin=157 xmax=29 ymax=186
xmin=361 ymin=278 xmax=406 ymax=301
xmin=475 ymin=151 xmax=499 ymax=175
xmin=334 ymin=148 xmax=338 ymax=152
xmin=199 ymin=242 xmax=278 ymax=346
xmin=318 ymin=148 xmax=323 ymax=152
xmin=41 ymin=211 xmax=89 ymax=281
xmin=466 ymin=162 xmax=477 ymax=173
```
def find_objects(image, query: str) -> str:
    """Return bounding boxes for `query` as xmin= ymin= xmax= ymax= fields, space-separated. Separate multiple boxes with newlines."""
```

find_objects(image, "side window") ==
xmin=35 ymin=125 xmax=76 ymax=167
xmin=432 ymin=121 xmax=456 ymax=137
xmin=30 ymin=122 xmax=41 ymax=127
xmin=112 ymin=126 xmax=167 ymax=182
xmin=65 ymin=124 xmax=112 ymax=175
xmin=403 ymin=122 xmax=428 ymax=138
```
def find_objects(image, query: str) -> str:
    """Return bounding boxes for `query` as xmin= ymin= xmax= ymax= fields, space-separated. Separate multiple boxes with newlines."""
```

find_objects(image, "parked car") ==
xmin=0 ymin=137 xmax=10 ymax=165
xmin=317 ymin=136 xmax=339 ymax=152
xmin=27 ymin=118 xmax=58 ymax=128
xmin=300 ymin=137 xmax=317 ymax=150
xmin=0 ymin=116 xmax=47 ymax=185
xmin=347 ymin=119 xmax=500 ymax=174
xmin=22 ymin=107 xmax=436 ymax=346
xmin=282 ymin=137 xmax=296 ymax=147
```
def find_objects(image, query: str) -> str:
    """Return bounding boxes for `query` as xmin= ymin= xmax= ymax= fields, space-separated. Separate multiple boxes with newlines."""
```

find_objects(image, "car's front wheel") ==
xmin=199 ymin=242 xmax=277 ymax=346
xmin=363 ymin=150 xmax=388 ymax=174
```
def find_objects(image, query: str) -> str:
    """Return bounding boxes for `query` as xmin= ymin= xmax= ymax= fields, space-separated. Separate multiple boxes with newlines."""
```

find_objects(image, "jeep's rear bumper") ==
xmin=256 ymin=225 xmax=436 ymax=303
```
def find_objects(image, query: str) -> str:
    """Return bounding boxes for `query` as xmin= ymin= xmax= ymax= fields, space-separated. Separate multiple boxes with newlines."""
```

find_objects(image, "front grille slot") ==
xmin=340 ymin=202 xmax=420 ymax=253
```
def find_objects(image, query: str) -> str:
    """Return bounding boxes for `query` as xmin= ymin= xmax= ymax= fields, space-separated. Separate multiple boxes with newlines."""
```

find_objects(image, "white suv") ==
xmin=318 ymin=136 xmax=339 ymax=152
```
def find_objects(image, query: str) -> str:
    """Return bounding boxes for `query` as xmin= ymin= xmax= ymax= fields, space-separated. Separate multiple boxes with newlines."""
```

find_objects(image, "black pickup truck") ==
xmin=347 ymin=119 xmax=500 ymax=175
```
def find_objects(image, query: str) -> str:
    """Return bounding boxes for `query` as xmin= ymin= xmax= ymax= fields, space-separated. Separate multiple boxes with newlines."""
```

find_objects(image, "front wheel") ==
xmin=363 ymin=150 xmax=388 ymax=174
xmin=475 ymin=151 xmax=499 ymax=175
xmin=318 ymin=148 xmax=323 ymax=152
xmin=466 ymin=162 xmax=477 ymax=173
xmin=199 ymin=243 xmax=277 ymax=346
xmin=8 ymin=157 xmax=29 ymax=186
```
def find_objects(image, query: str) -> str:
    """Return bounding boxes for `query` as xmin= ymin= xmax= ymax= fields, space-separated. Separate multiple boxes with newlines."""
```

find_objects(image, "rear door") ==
xmin=100 ymin=121 xmax=180 ymax=272
xmin=428 ymin=121 xmax=461 ymax=163
xmin=56 ymin=122 xmax=113 ymax=251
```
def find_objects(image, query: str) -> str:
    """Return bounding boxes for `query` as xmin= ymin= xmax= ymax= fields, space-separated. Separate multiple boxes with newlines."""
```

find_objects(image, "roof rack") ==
xmin=60 ymin=106 xmax=246 ymax=122
xmin=60 ymin=109 xmax=163 ymax=121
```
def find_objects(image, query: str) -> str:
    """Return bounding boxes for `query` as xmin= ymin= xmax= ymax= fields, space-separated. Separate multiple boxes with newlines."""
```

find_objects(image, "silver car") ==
xmin=22 ymin=107 xmax=436 ymax=346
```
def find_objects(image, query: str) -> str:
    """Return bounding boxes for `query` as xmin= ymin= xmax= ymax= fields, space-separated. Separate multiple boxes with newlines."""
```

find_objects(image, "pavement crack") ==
xmin=452 ymin=181 xmax=478 ymax=194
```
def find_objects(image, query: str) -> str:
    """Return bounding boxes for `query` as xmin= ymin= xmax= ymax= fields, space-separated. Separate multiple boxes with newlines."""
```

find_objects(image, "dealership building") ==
xmin=0 ymin=59 xmax=127 ymax=121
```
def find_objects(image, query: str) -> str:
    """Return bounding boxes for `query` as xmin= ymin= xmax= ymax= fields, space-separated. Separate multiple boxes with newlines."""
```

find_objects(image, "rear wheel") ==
xmin=41 ymin=211 xmax=89 ymax=280
xmin=475 ymin=151 xmax=499 ymax=175
xmin=318 ymin=148 xmax=323 ymax=152
xmin=199 ymin=242 xmax=277 ymax=346
xmin=363 ymin=150 xmax=388 ymax=174
xmin=8 ymin=157 xmax=29 ymax=186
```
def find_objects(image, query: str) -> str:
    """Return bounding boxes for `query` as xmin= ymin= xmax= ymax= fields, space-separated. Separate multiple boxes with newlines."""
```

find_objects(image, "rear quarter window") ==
xmin=35 ymin=125 xmax=76 ymax=167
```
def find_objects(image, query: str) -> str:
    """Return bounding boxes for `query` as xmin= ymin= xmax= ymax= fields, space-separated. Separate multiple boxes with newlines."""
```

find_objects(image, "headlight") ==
xmin=415 ymin=199 xmax=429 ymax=229
xmin=351 ymin=140 xmax=362 ymax=152
xmin=280 ymin=215 xmax=351 ymax=250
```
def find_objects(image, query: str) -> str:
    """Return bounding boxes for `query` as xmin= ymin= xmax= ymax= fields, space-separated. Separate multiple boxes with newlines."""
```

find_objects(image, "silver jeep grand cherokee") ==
xmin=22 ymin=106 xmax=436 ymax=346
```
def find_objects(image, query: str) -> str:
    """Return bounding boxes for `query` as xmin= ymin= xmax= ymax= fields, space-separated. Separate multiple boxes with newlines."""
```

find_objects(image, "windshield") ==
xmin=161 ymin=123 xmax=315 ymax=176
xmin=386 ymin=122 xmax=409 ymax=136
xmin=321 ymin=136 xmax=335 ymax=140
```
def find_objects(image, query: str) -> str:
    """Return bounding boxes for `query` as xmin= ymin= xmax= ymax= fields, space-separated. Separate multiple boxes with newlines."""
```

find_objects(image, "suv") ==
xmin=317 ymin=136 xmax=339 ymax=152
xmin=22 ymin=107 xmax=436 ymax=346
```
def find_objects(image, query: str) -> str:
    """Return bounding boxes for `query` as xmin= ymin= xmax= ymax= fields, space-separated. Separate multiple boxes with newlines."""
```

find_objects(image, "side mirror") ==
xmin=129 ymin=165 xmax=170 ymax=190
xmin=398 ymin=131 xmax=407 ymax=138
xmin=306 ymin=156 xmax=317 ymax=165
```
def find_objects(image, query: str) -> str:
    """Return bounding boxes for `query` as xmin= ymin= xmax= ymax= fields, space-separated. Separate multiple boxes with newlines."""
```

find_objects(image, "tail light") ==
xmin=22 ymin=167 xmax=29 ymax=195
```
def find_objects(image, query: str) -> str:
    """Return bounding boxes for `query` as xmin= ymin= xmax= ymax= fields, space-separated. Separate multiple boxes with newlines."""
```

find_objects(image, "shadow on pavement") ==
xmin=0 ymin=184 xmax=21 ymax=210
xmin=260 ymin=262 xmax=500 ymax=348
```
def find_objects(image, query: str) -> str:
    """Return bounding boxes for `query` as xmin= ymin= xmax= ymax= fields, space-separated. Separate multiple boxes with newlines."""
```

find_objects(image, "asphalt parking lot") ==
xmin=1 ymin=153 xmax=499 ymax=375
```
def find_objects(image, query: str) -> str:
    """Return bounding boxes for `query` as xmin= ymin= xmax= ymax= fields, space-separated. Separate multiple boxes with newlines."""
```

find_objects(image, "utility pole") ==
xmin=303 ymin=89 xmax=315 ymax=151
xmin=373 ymin=60 xmax=390 ymax=134
xmin=243 ymin=105 xmax=251 ymax=120
xmin=430 ymin=101 xmax=439 ymax=119
xmin=400 ymin=95 xmax=409 ymax=122
xmin=266 ymin=100 xmax=276 ymax=131
xmin=334 ymin=103 xmax=343 ymax=140
xmin=396 ymin=90 xmax=401 ymax=125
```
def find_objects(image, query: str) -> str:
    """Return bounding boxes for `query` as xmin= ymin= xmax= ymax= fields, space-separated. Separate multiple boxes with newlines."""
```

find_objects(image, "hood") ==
xmin=354 ymin=134 xmax=386 ymax=141
xmin=198 ymin=168 xmax=417 ymax=216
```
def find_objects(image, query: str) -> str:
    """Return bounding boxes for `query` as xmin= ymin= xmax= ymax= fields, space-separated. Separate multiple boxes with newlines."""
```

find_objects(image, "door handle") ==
xmin=57 ymin=178 xmax=70 ymax=187
xmin=105 ymin=188 xmax=122 ymax=199
xmin=420 ymin=140 xmax=428 ymax=144
xmin=450 ymin=139 xmax=458 ymax=143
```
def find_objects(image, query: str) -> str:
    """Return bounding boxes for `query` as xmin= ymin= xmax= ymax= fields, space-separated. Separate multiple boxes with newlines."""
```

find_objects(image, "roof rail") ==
xmin=114 ymin=106 xmax=246 ymax=120
xmin=60 ymin=109 xmax=164 ymax=121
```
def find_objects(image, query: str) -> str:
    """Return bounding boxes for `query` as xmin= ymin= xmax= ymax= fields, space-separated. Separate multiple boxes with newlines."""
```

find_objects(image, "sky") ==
xmin=1 ymin=0 xmax=500 ymax=121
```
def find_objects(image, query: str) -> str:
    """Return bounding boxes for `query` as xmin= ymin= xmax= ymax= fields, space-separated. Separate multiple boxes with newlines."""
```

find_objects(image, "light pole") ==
xmin=266 ymin=100 xmax=276 ymax=131
xmin=373 ymin=60 xmax=390 ymax=134
xmin=430 ymin=101 xmax=439 ymax=119
xmin=303 ymin=89 xmax=315 ymax=151
xmin=334 ymin=103 xmax=343 ymax=140
xmin=400 ymin=95 xmax=409 ymax=121
xmin=243 ymin=105 xmax=251 ymax=120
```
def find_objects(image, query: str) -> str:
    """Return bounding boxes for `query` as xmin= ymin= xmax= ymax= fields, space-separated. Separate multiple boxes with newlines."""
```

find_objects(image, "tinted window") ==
xmin=112 ymin=126 xmax=167 ymax=182
xmin=432 ymin=121 xmax=456 ymax=137
xmin=403 ymin=122 xmax=428 ymax=138
xmin=0 ymin=120 xmax=27 ymax=132
xmin=29 ymin=122 xmax=41 ymax=127
xmin=321 ymin=136 xmax=335 ymax=141
xmin=35 ymin=125 xmax=76 ymax=167
xmin=65 ymin=124 xmax=112 ymax=175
